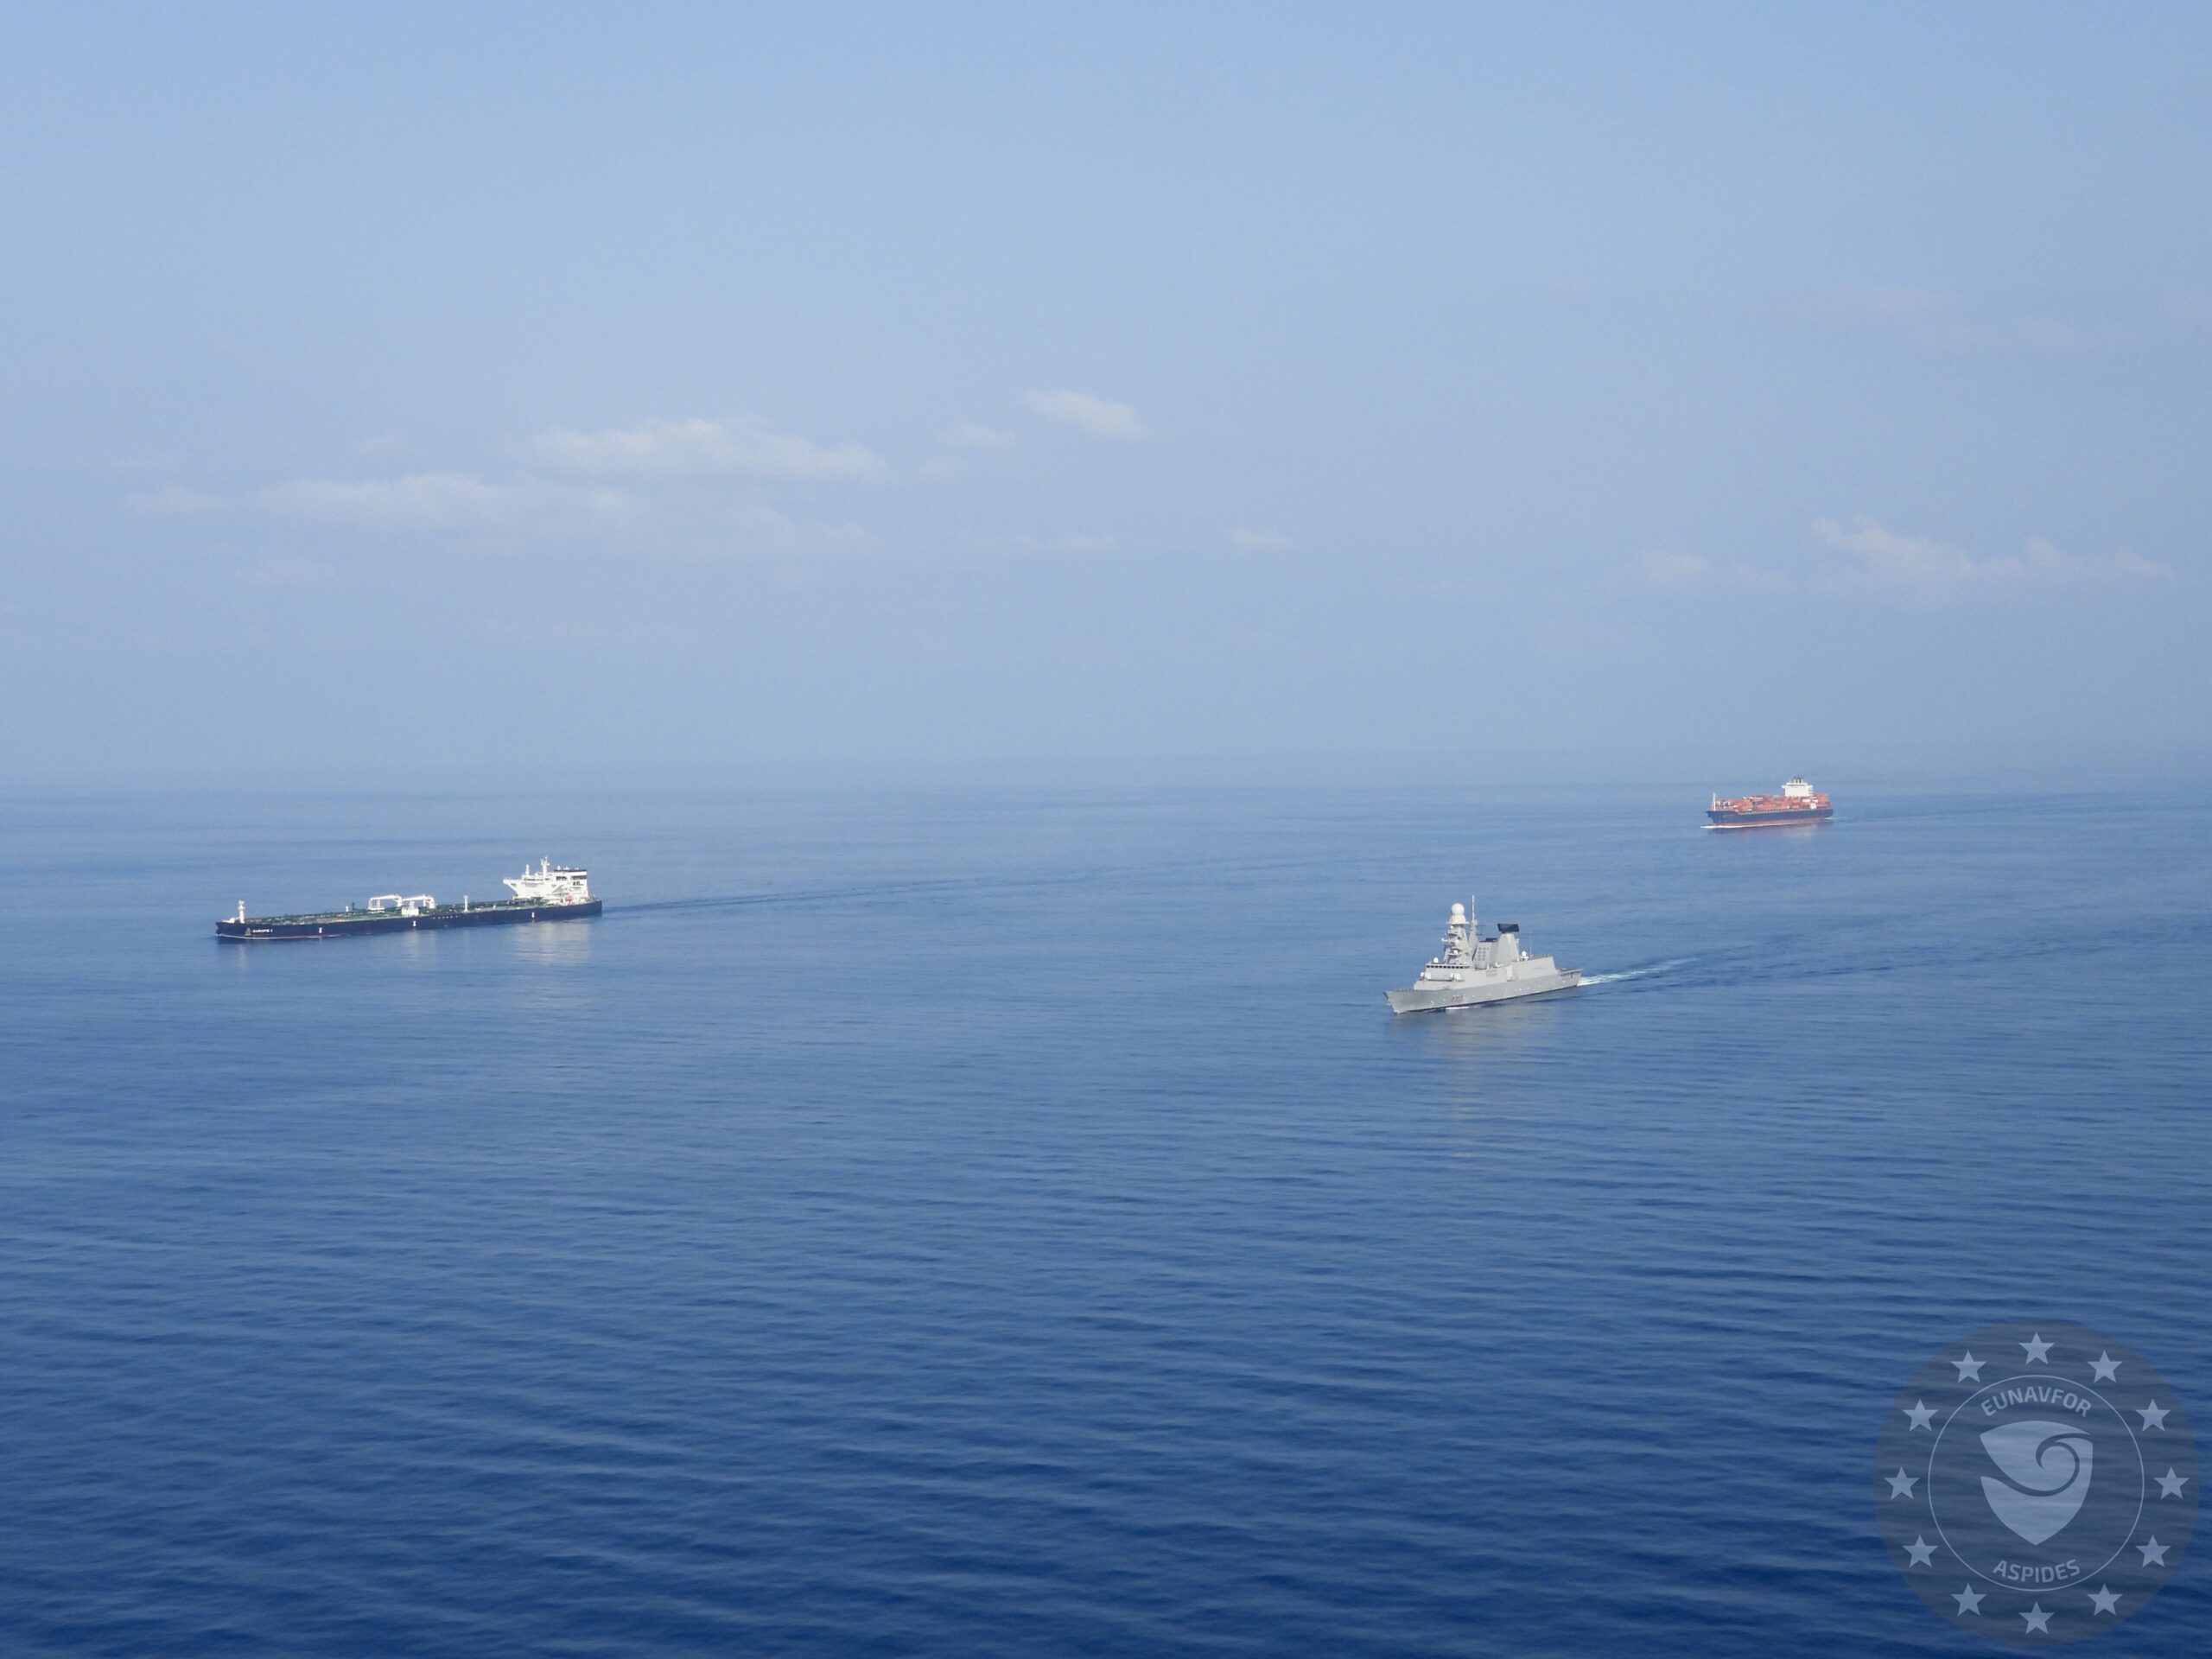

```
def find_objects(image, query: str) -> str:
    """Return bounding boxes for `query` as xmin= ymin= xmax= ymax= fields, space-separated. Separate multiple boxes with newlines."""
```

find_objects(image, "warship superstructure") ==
xmin=1385 ymin=896 xmax=1580 ymax=1014
xmin=215 ymin=859 xmax=601 ymax=941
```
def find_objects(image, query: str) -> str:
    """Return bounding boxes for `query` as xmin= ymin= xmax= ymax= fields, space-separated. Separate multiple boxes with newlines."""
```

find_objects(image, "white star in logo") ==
xmin=2020 ymin=1602 xmax=2052 ymax=1634
xmin=2156 ymin=1468 xmax=2188 ymax=1499
xmin=2021 ymin=1332 xmax=2053 ymax=1363
xmin=2136 ymin=1536 xmax=2170 ymax=1567
xmin=1904 ymin=1536 xmax=1937 ymax=1567
xmin=2087 ymin=1586 xmax=2121 ymax=1616
xmin=1885 ymin=1467 xmax=1919 ymax=1498
xmin=1904 ymin=1400 xmax=1936 ymax=1432
xmin=1952 ymin=1585 xmax=1985 ymax=1615
xmin=1952 ymin=1351 xmax=1984 ymax=1382
xmin=2137 ymin=1400 xmax=2170 ymax=1431
xmin=2088 ymin=1351 xmax=2121 ymax=1382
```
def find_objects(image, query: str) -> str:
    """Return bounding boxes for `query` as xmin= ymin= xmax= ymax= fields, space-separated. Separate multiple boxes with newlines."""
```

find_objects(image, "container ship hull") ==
xmin=1705 ymin=805 xmax=1834 ymax=830
xmin=217 ymin=899 xmax=601 ymax=941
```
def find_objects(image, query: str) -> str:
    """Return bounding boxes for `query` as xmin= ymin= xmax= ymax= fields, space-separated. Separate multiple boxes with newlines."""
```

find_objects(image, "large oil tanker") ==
xmin=1706 ymin=778 xmax=1833 ymax=830
xmin=216 ymin=859 xmax=601 ymax=941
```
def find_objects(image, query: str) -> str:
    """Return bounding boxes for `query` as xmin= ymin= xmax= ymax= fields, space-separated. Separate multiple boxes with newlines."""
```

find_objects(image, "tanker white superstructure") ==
xmin=503 ymin=859 xmax=593 ymax=904
xmin=1385 ymin=896 xmax=1580 ymax=1014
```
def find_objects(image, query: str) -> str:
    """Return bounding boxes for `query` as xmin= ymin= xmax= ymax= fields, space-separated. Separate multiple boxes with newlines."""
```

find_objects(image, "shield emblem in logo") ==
xmin=1980 ymin=1420 xmax=2094 ymax=1544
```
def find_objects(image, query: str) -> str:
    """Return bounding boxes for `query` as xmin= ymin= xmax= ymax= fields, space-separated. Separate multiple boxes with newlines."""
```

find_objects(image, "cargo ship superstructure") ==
xmin=215 ymin=860 xmax=601 ymax=941
xmin=1706 ymin=777 xmax=1834 ymax=830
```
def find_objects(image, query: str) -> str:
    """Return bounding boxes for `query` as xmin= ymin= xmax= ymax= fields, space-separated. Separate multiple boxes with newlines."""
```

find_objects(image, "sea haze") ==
xmin=3 ymin=781 xmax=2209 ymax=1656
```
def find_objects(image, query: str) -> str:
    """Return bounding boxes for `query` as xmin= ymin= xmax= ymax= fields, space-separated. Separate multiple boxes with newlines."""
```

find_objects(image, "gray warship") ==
xmin=1385 ymin=896 xmax=1580 ymax=1014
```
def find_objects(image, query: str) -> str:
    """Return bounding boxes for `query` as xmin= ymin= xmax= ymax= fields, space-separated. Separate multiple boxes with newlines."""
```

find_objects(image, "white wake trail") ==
xmin=1581 ymin=957 xmax=1698 ymax=986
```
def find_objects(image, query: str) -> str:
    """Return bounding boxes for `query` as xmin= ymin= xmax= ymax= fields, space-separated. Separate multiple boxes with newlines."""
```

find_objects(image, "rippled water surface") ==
xmin=4 ymin=781 xmax=2209 ymax=1656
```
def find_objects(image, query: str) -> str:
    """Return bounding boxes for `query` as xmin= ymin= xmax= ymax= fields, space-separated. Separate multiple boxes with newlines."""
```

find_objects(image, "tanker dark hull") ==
xmin=1705 ymin=807 xmax=1834 ymax=829
xmin=216 ymin=899 xmax=601 ymax=941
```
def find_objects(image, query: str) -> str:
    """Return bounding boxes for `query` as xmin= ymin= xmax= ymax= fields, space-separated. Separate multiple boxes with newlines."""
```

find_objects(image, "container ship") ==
xmin=1706 ymin=778 xmax=1833 ymax=830
xmin=216 ymin=859 xmax=601 ymax=941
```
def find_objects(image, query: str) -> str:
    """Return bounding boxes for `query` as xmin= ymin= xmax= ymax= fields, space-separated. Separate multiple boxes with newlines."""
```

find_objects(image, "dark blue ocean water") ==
xmin=4 ymin=781 xmax=2209 ymax=1656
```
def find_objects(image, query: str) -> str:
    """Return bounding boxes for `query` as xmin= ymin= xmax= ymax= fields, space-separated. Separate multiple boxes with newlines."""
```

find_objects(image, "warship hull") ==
xmin=1386 ymin=966 xmax=1581 ymax=1014
xmin=216 ymin=899 xmax=601 ymax=941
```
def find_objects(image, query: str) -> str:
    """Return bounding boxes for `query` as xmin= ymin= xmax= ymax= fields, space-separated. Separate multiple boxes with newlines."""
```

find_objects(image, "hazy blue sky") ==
xmin=5 ymin=4 xmax=2208 ymax=782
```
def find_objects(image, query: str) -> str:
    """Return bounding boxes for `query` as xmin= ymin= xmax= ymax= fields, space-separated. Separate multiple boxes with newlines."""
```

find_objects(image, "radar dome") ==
xmin=1449 ymin=903 xmax=1466 ymax=921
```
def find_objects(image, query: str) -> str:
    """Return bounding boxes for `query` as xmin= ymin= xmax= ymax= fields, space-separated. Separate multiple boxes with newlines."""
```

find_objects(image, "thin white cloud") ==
xmin=117 ymin=409 xmax=905 ymax=557
xmin=1002 ymin=531 xmax=1120 ymax=555
xmin=187 ymin=471 xmax=639 ymax=539
xmin=1821 ymin=285 xmax=1949 ymax=324
xmin=1623 ymin=548 xmax=1789 ymax=593
xmin=533 ymin=417 xmax=886 ymax=480
xmin=125 ymin=462 xmax=878 ymax=556
xmin=1630 ymin=549 xmax=1718 ymax=588
xmin=1809 ymin=288 xmax=2098 ymax=358
xmin=128 ymin=486 xmax=228 ymax=517
xmin=240 ymin=556 xmax=340 ymax=586
xmin=1811 ymin=517 xmax=2171 ymax=594
xmin=486 ymin=617 xmax=699 ymax=651
xmin=2019 ymin=537 xmax=2172 ymax=582
xmin=1624 ymin=524 xmax=2171 ymax=601
xmin=1025 ymin=389 xmax=1146 ymax=442
xmin=944 ymin=421 xmax=1015 ymax=449
xmin=251 ymin=472 xmax=522 ymax=531
xmin=1226 ymin=525 xmax=1295 ymax=552
xmin=728 ymin=503 xmax=878 ymax=558
xmin=1811 ymin=517 xmax=1979 ymax=587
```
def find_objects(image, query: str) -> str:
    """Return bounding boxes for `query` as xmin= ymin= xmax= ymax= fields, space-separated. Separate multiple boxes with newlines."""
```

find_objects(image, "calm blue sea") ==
xmin=3 ymin=780 xmax=2208 ymax=1656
